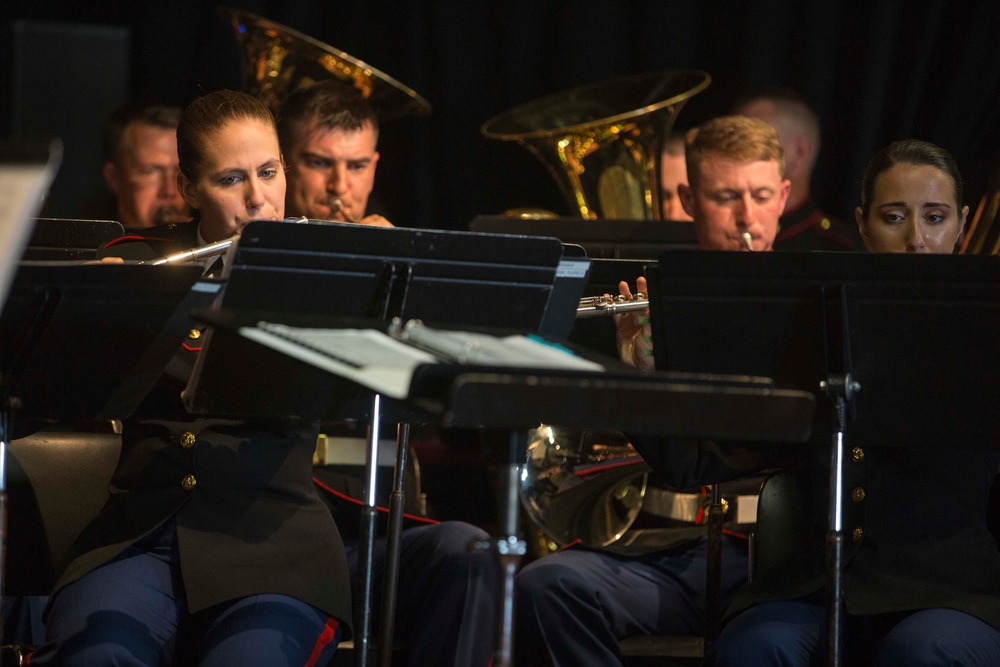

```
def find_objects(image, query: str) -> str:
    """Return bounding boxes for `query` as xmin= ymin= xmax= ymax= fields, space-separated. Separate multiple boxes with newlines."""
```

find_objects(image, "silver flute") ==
xmin=144 ymin=237 xmax=237 ymax=266
xmin=577 ymin=293 xmax=649 ymax=318
xmin=142 ymin=218 xmax=313 ymax=265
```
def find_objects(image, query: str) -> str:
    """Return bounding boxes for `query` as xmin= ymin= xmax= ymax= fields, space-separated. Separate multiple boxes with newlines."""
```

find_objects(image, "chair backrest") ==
xmin=751 ymin=470 xmax=820 ymax=588
xmin=6 ymin=431 xmax=121 ymax=595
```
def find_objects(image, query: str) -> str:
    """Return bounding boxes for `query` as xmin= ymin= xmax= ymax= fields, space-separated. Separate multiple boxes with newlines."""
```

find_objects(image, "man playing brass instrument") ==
xmin=278 ymin=79 xmax=499 ymax=667
xmin=733 ymin=87 xmax=861 ymax=251
xmin=278 ymin=81 xmax=394 ymax=227
xmin=515 ymin=115 xmax=791 ymax=667
xmin=101 ymin=102 xmax=192 ymax=229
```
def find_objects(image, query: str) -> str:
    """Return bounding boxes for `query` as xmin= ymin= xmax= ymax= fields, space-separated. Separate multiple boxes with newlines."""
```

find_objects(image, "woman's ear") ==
xmin=956 ymin=204 xmax=970 ymax=252
xmin=855 ymin=206 xmax=873 ymax=252
xmin=178 ymin=171 xmax=200 ymax=210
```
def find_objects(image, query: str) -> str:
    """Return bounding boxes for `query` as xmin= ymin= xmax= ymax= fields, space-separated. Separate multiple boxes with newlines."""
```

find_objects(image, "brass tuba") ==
xmin=520 ymin=426 xmax=650 ymax=553
xmin=959 ymin=160 xmax=1000 ymax=254
xmin=220 ymin=7 xmax=431 ymax=120
xmin=481 ymin=70 xmax=709 ymax=220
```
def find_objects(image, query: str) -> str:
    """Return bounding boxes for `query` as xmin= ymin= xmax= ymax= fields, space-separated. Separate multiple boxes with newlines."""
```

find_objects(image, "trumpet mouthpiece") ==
xmin=742 ymin=232 xmax=754 ymax=252
xmin=328 ymin=197 xmax=358 ymax=223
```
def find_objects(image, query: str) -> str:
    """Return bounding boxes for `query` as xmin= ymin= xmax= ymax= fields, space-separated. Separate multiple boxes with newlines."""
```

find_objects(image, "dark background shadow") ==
xmin=3 ymin=0 xmax=999 ymax=233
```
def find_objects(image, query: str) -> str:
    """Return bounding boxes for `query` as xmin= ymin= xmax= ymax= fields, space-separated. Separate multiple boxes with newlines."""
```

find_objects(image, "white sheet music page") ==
xmin=0 ymin=139 xmax=62 ymax=309
xmin=240 ymin=323 xmax=439 ymax=399
xmin=239 ymin=321 xmax=603 ymax=399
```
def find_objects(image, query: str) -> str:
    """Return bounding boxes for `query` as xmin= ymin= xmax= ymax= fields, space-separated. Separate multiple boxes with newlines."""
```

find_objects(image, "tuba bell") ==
xmin=220 ymin=7 xmax=431 ymax=120
xmin=481 ymin=70 xmax=710 ymax=220
xmin=520 ymin=426 xmax=650 ymax=553
xmin=959 ymin=158 xmax=1000 ymax=254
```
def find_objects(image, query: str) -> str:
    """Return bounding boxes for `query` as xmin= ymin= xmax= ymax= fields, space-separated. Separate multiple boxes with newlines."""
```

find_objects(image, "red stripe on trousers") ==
xmin=304 ymin=617 xmax=340 ymax=667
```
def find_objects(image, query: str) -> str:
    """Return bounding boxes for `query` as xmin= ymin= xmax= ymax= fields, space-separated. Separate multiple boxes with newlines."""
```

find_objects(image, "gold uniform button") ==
xmin=852 ymin=526 xmax=864 ymax=542
xmin=851 ymin=447 xmax=865 ymax=463
xmin=180 ymin=432 xmax=196 ymax=449
xmin=820 ymin=217 xmax=831 ymax=230
xmin=851 ymin=486 xmax=866 ymax=503
xmin=188 ymin=329 xmax=202 ymax=340
xmin=181 ymin=474 xmax=197 ymax=492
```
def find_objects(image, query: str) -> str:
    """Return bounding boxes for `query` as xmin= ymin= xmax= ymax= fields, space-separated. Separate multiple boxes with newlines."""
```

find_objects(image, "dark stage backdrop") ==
xmin=3 ymin=0 xmax=999 ymax=232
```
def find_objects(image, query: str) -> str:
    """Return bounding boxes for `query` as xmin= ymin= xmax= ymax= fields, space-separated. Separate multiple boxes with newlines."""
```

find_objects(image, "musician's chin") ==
xmin=154 ymin=206 xmax=191 ymax=225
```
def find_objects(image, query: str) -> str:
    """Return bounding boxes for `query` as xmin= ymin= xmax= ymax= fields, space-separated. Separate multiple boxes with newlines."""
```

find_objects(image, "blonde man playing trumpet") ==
xmin=515 ymin=115 xmax=790 ymax=667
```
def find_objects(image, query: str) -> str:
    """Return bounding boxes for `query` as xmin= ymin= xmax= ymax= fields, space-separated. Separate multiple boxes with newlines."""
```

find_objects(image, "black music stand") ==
xmin=197 ymin=310 xmax=816 ymax=667
xmin=469 ymin=216 xmax=699 ymax=259
xmin=22 ymin=218 xmax=125 ymax=261
xmin=182 ymin=220 xmax=587 ymax=667
xmin=0 ymin=263 xmax=208 ymax=436
xmin=647 ymin=250 xmax=1000 ymax=666
xmin=0 ymin=261 xmax=206 ymax=629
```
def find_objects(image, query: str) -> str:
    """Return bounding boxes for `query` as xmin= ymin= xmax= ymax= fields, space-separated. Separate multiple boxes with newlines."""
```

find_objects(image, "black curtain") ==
xmin=5 ymin=0 xmax=1000 ymax=230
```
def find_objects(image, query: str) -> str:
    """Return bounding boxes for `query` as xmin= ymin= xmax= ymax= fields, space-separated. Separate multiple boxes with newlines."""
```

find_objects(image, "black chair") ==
xmin=2 ymin=431 xmax=121 ymax=660
xmin=749 ymin=471 xmax=813 ymax=589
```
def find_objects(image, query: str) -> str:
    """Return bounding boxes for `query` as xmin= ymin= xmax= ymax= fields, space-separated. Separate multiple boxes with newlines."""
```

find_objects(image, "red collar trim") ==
xmin=102 ymin=234 xmax=174 ymax=248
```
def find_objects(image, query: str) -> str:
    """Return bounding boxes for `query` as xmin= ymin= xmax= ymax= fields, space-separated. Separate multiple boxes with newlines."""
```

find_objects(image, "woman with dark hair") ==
xmin=855 ymin=139 xmax=968 ymax=254
xmin=705 ymin=140 xmax=1000 ymax=666
xmin=31 ymin=90 xmax=351 ymax=667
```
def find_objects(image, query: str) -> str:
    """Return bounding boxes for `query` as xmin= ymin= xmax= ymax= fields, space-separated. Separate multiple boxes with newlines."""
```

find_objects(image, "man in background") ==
xmin=278 ymin=81 xmax=393 ymax=227
xmin=660 ymin=132 xmax=693 ymax=221
xmin=278 ymin=80 xmax=497 ymax=667
xmin=101 ymin=102 xmax=190 ymax=229
xmin=734 ymin=87 xmax=860 ymax=250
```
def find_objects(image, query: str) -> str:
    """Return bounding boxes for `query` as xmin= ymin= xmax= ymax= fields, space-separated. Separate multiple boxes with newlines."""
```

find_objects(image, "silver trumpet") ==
xmin=577 ymin=292 xmax=648 ymax=318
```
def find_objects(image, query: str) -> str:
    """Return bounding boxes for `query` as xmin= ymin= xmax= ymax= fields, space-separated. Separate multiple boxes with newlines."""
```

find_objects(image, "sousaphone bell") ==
xmin=220 ymin=7 xmax=432 ymax=120
xmin=960 ymin=158 xmax=1000 ymax=254
xmin=481 ymin=70 xmax=710 ymax=220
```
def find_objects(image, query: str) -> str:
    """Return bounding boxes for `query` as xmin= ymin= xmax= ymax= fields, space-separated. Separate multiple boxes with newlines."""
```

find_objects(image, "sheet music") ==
xmin=0 ymin=139 xmax=62 ymax=310
xmin=239 ymin=321 xmax=603 ymax=399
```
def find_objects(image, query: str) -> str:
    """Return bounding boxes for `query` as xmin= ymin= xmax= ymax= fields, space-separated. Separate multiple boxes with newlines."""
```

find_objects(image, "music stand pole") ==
xmin=0 ymin=418 xmax=6 ymax=626
xmin=355 ymin=393 xmax=384 ymax=667
xmin=822 ymin=376 xmax=857 ymax=667
xmin=474 ymin=430 xmax=528 ymax=667
xmin=704 ymin=483 xmax=723 ymax=650
xmin=376 ymin=422 xmax=410 ymax=667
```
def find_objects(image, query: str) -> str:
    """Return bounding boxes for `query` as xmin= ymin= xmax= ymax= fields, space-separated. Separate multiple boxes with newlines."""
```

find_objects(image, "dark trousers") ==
xmin=29 ymin=521 xmax=341 ymax=667
xmin=343 ymin=520 xmax=498 ymax=667
xmin=2 ymin=595 xmax=47 ymax=646
xmin=705 ymin=600 xmax=1000 ymax=667
xmin=514 ymin=534 xmax=749 ymax=667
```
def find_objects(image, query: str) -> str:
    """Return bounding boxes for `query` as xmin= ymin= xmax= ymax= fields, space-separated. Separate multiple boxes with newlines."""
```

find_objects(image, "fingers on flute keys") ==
xmin=614 ymin=277 xmax=654 ymax=371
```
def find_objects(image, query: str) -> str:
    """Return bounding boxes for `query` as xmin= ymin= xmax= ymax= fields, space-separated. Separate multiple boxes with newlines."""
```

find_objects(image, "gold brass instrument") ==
xmin=960 ymin=164 xmax=1000 ymax=254
xmin=481 ymin=70 xmax=710 ymax=220
xmin=520 ymin=426 xmax=650 ymax=553
xmin=524 ymin=295 xmax=655 ymax=552
xmin=220 ymin=7 xmax=432 ymax=120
